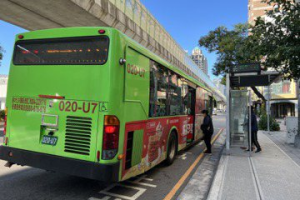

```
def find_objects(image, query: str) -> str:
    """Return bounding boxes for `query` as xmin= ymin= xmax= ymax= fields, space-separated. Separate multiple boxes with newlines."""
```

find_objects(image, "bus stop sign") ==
xmin=231 ymin=63 xmax=261 ymax=73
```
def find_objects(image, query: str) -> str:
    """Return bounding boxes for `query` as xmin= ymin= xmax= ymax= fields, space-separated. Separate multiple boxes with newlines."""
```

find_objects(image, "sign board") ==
xmin=231 ymin=63 xmax=261 ymax=73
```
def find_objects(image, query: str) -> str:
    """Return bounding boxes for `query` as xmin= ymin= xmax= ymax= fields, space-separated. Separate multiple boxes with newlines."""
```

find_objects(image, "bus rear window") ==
xmin=13 ymin=36 xmax=109 ymax=65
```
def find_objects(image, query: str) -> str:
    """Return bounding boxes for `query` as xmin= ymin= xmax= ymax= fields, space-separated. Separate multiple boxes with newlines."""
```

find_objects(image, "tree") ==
xmin=199 ymin=0 xmax=300 ymax=142
xmin=199 ymin=24 xmax=266 ymax=102
xmin=199 ymin=0 xmax=299 ymax=79
xmin=248 ymin=0 xmax=300 ymax=79
xmin=248 ymin=0 xmax=300 ymax=145
xmin=199 ymin=23 xmax=253 ymax=77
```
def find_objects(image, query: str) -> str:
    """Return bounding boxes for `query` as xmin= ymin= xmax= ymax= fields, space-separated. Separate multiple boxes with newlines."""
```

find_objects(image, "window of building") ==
xmin=126 ymin=0 xmax=132 ymax=8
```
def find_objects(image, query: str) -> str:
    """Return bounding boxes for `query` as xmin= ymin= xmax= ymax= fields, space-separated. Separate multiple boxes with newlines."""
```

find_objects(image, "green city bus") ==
xmin=0 ymin=27 xmax=214 ymax=182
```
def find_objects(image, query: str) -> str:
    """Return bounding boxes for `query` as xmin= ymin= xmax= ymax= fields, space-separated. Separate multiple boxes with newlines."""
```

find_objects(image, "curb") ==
xmin=207 ymin=155 xmax=228 ymax=200
xmin=177 ymin=129 xmax=226 ymax=200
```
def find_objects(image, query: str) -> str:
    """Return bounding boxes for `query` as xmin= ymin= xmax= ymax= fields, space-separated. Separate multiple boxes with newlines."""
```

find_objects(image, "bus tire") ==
xmin=165 ymin=131 xmax=177 ymax=165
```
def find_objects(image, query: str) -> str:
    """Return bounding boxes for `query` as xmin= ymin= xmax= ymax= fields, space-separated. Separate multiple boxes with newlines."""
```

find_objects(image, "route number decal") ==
xmin=59 ymin=101 xmax=98 ymax=114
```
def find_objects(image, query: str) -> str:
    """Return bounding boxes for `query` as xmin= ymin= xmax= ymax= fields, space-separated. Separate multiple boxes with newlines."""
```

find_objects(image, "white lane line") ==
xmin=177 ymin=153 xmax=187 ymax=160
xmin=127 ymin=175 xmax=157 ymax=188
xmin=198 ymin=141 xmax=204 ymax=146
xmin=143 ymin=178 xmax=153 ymax=181
xmin=99 ymin=184 xmax=146 ymax=200
xmin=89 ymin=197 xmax=122 ymax=200
xmin=89 ymin=197 xmax=110 ymax=200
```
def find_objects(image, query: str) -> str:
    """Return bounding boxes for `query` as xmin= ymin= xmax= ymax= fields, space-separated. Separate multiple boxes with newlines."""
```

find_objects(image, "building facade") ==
xmin=0 ymin=75 xmax=8 ymax=110
xmin=266 ymin=80 xmax=298 ymax=118
xmin=248 ymin=0 xmax=298 ymax=118
xmin=191 ymin=47 xmax=208 ymax=75
xmin=213 ymin=78 xmax=226 ymax=111
xmin=213 ymin=78 xmax=226 ymax=97
xmin=248 ymin=0 xmax=273 ymax=25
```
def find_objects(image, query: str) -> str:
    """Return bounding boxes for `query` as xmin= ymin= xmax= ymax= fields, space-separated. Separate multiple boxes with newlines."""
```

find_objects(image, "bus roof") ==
xmin=15 ymin=27 xmax=212 ymax=93
xmin=117 ymin=29 xmax=211 ymax=92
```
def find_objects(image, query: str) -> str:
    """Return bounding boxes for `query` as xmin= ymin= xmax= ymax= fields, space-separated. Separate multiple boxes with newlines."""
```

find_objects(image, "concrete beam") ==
xmin=0 ymin=0 xmax=226 ymax=102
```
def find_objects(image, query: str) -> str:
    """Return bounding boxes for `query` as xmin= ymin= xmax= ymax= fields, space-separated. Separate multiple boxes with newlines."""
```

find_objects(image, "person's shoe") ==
xmin=204 ymin=150 xmax=212 ymax=154
xmin=255 ymin=149 xmax=262 ymax=153
xmin=245 ymin=147 xmax=255 ymax=151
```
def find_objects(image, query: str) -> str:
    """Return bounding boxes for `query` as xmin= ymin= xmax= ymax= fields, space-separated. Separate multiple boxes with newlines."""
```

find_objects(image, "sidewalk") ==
xmin=207 ymin=131 xmax=300 ymax=200
xmin=178 ymin=130 xmax=226 ymax=200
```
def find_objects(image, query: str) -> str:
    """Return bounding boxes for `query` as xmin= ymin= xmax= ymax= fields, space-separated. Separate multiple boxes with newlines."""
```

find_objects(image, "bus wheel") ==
xmin=165 ymin=131 xmax=177 ymax=165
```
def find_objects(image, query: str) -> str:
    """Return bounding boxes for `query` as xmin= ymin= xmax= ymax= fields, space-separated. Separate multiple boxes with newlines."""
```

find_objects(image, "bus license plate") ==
xmin=42 ymin=135 xmax=58 ymax=146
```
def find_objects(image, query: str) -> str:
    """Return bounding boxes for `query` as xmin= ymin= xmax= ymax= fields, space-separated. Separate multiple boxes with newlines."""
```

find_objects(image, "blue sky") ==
xmin=0 ymin=0 xmax=248 ymax=78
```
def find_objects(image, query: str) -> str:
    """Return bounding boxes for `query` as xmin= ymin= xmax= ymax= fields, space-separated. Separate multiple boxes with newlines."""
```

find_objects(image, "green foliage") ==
xmin=0 ymin=110 xmax=5 ymax=120
xmin=258 ymin=103 xmax=266 ymax=117
xmin=247 ymin=0 xmax=300 ymax=79
xmin=199 ymin=23 xmax=255 ymax=77
xmin=258 ymin=114 xmax=280 ymax=131
xmin=256 ymin=103 xmax=268 ymax=117
xmin=199 ymin=0 xmax=300 ymax=80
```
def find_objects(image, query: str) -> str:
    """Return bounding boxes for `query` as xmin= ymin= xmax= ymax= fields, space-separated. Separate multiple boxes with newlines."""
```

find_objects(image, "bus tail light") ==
xmin=102 ymin=116 xmax=120 ymax=160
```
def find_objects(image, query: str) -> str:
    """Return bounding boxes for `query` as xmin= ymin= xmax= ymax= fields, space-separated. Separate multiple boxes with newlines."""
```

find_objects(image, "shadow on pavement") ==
xmin=0 ymin=166 xmax=110 ymax=200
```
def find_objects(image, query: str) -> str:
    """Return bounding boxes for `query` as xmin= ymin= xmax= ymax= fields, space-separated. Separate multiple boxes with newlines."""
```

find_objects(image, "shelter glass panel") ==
xmin=230 ymin=90 xmax=249 ymax=146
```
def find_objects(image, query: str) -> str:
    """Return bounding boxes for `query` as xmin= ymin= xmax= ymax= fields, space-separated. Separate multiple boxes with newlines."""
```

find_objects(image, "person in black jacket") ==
xmin=201 ymin=110 xmax=214 ymax=153
xmin=249 ymin=107 xmax=262 ymax=153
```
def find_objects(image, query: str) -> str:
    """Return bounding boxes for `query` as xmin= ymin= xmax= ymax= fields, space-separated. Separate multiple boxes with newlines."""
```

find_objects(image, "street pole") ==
xmin=298 ymin=79 xmax=300 ymax=141
xmin=249 ymin=89 xmax=252 ymax=156
xmin=295 ymin=79 xmax=300 ymax=148
xmin=267 ymin=85 xmax=270 ymax=135
xmin=298 ymin=79 xmax=300 ymax=136
xmin=226 ymin=73 xmax=230 ymax=151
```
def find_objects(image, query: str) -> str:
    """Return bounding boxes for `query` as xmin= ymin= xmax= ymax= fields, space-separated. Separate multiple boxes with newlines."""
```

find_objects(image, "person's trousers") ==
xmin=251 ymin=131 xmax=261 ymax=150
xmin=204 ymin=133 xmax=213 ymax=152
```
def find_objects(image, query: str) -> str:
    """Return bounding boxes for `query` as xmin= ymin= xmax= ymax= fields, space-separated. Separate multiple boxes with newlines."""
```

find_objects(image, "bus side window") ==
xmin=181 ymin=80 xmax=189 ymax=115
xmin=169 ymin=72 xmax=182 ymax=116
xmin=149 ymin=62 xmax=156 ymax=117
xmin=149 ymin=61 xmax=168 ymax=117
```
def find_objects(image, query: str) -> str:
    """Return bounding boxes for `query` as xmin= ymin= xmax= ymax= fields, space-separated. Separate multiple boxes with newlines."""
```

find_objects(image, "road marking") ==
xmin=163 ymin=128 xmax=224 ymax=200
xmin=98 ymin=184 xmax=146 ymax=200
xmin=127 ymin=175 xmax=157 ymax=188
xmin=143 ymin=178 xmax=153 ymax=181
xmin=89 ymin=197 xmax=110 ymax=200
xmin=90 ymin=175 xmax=156 ymax=200
xmin=89 ymin=197 xmax=122 ymax=200
xmin=198 ymin=141 xmax=204 ymax=146
xmin=177 ymin=153 xmax=187 ymax=160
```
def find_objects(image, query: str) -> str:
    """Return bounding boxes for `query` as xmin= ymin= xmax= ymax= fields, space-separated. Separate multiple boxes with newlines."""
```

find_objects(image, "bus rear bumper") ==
xmin=0 ymin=146 xmax=120 ymax=182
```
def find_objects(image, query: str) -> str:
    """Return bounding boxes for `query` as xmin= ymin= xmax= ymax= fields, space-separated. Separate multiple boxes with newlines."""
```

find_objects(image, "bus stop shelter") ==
xmin=225 ymin=64 xmax=281 ymax=155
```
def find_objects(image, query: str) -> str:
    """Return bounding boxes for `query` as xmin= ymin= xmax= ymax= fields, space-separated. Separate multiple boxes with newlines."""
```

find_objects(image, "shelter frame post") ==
xmin=267 ymin=85 xmax=271 ymax=135
xmin=226 ymin=73 xmax=230 ymax=151
xmin=248 ymin=89 xmax=252 ymax=156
